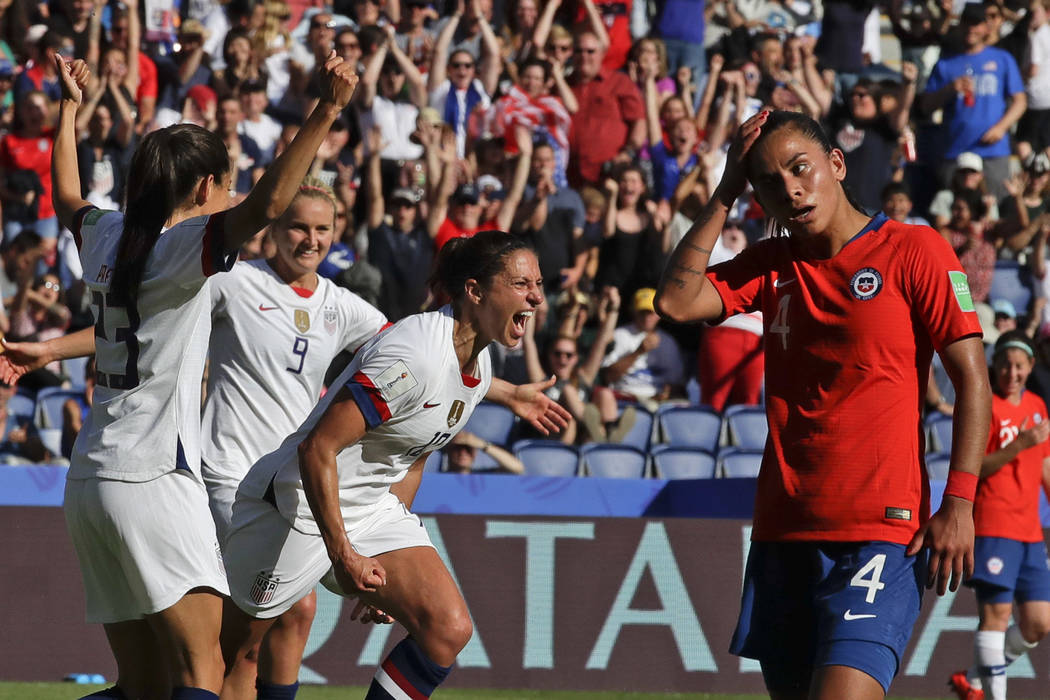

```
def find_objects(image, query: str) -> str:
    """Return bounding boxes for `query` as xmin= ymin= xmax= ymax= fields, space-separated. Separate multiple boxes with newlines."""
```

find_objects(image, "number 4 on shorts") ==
xmin=850 ymin=553 xmax=887 ymax=603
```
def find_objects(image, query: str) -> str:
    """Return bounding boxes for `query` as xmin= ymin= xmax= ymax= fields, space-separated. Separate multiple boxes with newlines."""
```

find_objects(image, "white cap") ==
xmin=955 ymin=152 xmax=983 ymax=173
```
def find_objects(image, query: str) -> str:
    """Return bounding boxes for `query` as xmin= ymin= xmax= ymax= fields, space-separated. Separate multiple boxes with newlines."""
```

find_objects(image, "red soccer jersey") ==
xmin=0 ymin=129 xmax=55 ymax=220
xmin=434 ymin=217 xmax=499 ymax=251
xmin=707 ymin=214 xmax=982 ymax=544
xmin=975 ymin=391 xmax=1050 ymax=542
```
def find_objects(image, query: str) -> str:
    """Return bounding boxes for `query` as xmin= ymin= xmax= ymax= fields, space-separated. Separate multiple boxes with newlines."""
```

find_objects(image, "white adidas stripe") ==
xmin=375 ymin=666 xmax=415 ymax=700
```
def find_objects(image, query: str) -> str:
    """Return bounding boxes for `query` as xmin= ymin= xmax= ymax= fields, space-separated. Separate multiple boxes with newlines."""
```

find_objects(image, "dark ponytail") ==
xmin=431 ymin=231 xmax=534 ymax=305
xmin=111 ymin=124 xmax=230 ymax=306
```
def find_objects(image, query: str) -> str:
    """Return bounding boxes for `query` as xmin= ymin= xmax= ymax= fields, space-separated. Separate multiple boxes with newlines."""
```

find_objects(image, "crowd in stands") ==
xmin=2 ymin=0 xmax=1050 ymax=470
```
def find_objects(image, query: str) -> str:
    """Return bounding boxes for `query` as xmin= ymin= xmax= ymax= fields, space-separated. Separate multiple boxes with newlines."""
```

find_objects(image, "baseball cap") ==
xmin=955 ymin=152 xmax=983 ymax=173
xmin=477 ymin=174 xmax=505 ymax=200
xmin=452 ymin=183 xmax=480 ymax=205
xmin=633 ymin=288 xmax=657 ymax=313
xmin=390 ymin=187 xmax=418 ymax=205
xmin=1026 ymin=152 xmax=1050 ymax=175
xmin=186 ymin=84 xmax=217 ymax=111
xmin=992 ymin=299 xmax=1017 ymax=319
xmin=0 ymin=59 xmax=14 ymax=78
xmin=179 ymin=18 xmax=209 ymax=39
xmin=960 ymin=2 xmax=987 ymax=24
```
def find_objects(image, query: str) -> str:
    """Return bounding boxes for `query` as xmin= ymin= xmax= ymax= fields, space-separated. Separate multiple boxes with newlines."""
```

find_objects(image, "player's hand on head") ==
xmin=719 ymin=110 xmax=769 ymax=204
xmin=319 ymin=51 xmax=360 ymax=110
xmin=906 ymin=493 xmax=975 ymax=595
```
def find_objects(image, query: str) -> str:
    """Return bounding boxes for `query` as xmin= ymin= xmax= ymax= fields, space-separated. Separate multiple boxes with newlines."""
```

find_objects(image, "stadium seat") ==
xmin=63 ymin=355 xmax=89 ymax=389
xmin=514 ymin=439 xmax=579 ymax=477
xmin=7 ymin=391 xmax=35 ymax=422
xmin=719 ymin=447 xmax=763 ymax=478
xmin=35 ymin=388 xmax=85 ymax=430
xmin=423 ymin=451 xmax=443 ymax=473
xmin=926 ymin=412 xmax=953 ymax=454
xmin=656 ymin=404 xmax=721 ymax=452
xmin=650 ymin=445 xmax=717 ymax=479
xmin=925 ymin=452 xmax=951 ymax=481
xmin=612 ymin=405 xmax=655 ymax=450
xmin=581 ymin=443 xmax=648 ymax=478
xmin=463 ymin=402 xmax=517 ymax=448
xmin=724 ymin=404 xmax=768 ymax=450
xmin=988 ymin=260 xmax=1034 ymax=314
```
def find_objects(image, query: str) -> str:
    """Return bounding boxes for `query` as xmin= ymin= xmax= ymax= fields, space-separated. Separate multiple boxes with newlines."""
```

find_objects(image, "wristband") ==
xmin=943 ymin=469 xmax=978 ymax=502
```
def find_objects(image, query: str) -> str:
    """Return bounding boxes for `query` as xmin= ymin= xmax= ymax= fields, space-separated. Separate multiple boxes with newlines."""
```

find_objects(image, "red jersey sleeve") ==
xmin=705 ymin=238 xmax=778 ymax=320
xmin=898 ymin=226 xmax=982 ymax=350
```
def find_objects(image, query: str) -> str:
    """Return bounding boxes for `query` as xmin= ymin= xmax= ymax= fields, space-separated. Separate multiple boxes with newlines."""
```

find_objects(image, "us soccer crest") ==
xmin=294 ymin=309 xmax=310 ymax=333
xmin=249 ymin=571 xmax=280 ymax=604
xmin=849 ymin=267 xmax=883 ymax=301
xmin=447 ymin=400 xmax=465 ymax=428
xmin=324 ymin=307 xmax=337 ymax=335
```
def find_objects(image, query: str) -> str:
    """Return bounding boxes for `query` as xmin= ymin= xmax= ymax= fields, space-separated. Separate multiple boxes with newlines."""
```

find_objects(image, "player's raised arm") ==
xmin=222 ymin=52 xmax=359 ymax=253
xmin=656 ymin=111 xmax=769 ymax=323
xmin=52 ymin=56 xmax=93 ymax=232
xmin=907 ymin=335 xmax=991 ymax=594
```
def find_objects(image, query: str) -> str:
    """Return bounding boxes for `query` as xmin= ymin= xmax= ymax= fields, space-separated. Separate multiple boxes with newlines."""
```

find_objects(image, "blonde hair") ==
xmin=277 ymin=176 xmax=338 ymax=225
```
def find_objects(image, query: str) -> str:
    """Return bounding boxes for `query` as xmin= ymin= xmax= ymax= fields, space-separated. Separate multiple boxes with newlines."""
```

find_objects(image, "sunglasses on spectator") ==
xmin=311 ymin=19 xmax=337 ymax=29
xmin=338 ymin=40 xmax=360 ymax=49
xmin=451 ymin=61 xmax=475 ymax=68
xmin=850 ymin=91 xmax=872 ymax=99
xmin=548 ymin=43 xmax=572 ymax=52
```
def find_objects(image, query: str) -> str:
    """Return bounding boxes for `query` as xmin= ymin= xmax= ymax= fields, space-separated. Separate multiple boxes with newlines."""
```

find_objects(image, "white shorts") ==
xmin=64 ymin=470 xmax=230 ymax=624
xmin=202 ymin=468 xmax=238 ymax=547
xmin=224 ymin=492 xmax=433 ymax=619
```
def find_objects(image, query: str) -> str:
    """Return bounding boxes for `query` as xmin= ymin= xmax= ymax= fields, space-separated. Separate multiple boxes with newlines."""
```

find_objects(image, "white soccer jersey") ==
xmin=201 ymin=259 xmax=388 ymax=482
xmin=239 ymin=306 xmax=491 ymax=535
xmin=69 ymin=207 xmax=237 ymax=482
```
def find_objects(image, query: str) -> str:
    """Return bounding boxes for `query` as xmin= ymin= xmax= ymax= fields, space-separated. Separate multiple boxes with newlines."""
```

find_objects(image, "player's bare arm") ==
xmin=486 ymin=376 xmax=570 ymax=435
xmin=297 ymin=386 xmax=387 ymax=595
xmin=907 ymin=335 xmax=991 ymax=595
xmin=0 ymin=326 xmax=96 ymax=384
xmin=656 ymin=111 xmax=769 ymax=323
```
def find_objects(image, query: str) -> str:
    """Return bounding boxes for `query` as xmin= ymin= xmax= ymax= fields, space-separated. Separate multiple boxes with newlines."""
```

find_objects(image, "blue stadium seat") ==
xmin=657 ymin=405 xmax=721 ymax=452
xmin=724 ymin=404 xmax=768 ymax=450
xmin=63 ymin=355 xmax=89 ymax=389
xmin=514 ymin=440 xmax=579 ymax=477
xmin=926 ymin=412 xmax=953 ymax=454
xmin=463 ymin=402 xmax=517 ymax=448
xmin=989 ymin=260 xmax=1034 ymax=314
xmin=719 ymin=447 xmax=763 ymax=478
xmin=7 ymin=392 xmax=35 ymax=422
xmin=423 ymin=451 xmax=444 ymax=473
xmin=925 ymin=452 xmax=951 ymax=481
xmin=650 ymin=445 xmax=717 ymax=479
xmin=35 ymin=388 xmax=85 ymax=430
xmin=611 ymin=405 xmax=654 ymax=450
xmin=581 ymin=443 xmax=648 ymax=478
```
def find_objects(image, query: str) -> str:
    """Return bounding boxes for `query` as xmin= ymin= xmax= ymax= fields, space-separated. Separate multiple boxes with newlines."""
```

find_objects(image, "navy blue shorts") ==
xmin=969 ymin=537 xmax=1050 ymax=604
xmin=730 ymin=541 xmax=925 ymax=694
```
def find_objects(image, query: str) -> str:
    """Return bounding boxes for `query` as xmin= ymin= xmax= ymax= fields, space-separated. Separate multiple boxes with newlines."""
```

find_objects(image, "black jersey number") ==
xmin=286 ymin=336 xmax=309 ymax=375
xmin=407 ymin=432 xmax=452 ymax=457
xmin=91 ymin=290 xmax=140 ymax=390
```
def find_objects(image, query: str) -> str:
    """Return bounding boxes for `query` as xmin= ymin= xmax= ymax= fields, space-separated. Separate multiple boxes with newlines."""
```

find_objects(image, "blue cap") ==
xmin=991 ymin=299 xmax=1017 ymax=319
xmin=0 ymin=59 xmax=14 ymax=77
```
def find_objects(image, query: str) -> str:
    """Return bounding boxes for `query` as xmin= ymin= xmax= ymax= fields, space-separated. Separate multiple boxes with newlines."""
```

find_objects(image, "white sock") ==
xmin=975 ymin=629 xmax=1007 ymax=700
xmin=1004 ymin=623 xmax=1038 ymax=664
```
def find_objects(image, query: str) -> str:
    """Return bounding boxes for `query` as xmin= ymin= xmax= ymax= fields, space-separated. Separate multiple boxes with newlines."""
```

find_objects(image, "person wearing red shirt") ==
xmin=949 ymin=332 xmax=1050 ymax=700
xmin=0 ymin=91 xmax=58 ymax=261
xmin=567 ymin=31 xmax=645 ymax=187
xmin=656 ymin=110 xmax=992 ymax=699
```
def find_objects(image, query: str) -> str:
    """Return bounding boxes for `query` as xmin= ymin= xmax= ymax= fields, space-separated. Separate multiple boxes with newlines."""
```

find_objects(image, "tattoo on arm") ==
xmin=668 ymin=276 xmax=687 ymax=290
xmin=673 ymin=263 xmax=706 ymax=278
xmin=685 ymin=241 xmax=712 ymax=255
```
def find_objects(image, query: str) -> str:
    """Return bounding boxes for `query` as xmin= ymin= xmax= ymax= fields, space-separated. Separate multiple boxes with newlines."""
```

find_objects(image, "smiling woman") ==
xmin=655 ymin=110 xmax=992 ymax=700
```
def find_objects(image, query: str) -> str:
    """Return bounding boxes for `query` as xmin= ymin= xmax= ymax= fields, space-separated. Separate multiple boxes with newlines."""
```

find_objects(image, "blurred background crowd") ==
xmin=0 ymin=0 xmax=1044 ymax=471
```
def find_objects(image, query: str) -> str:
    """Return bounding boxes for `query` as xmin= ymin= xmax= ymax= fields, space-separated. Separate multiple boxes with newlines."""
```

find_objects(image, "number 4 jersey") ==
xmin=70 ymin=207 xmax=237 ymax=482
xmin=239 ymin=306 xmax=492 ymax=535
xmin=706 ymin=213 xmax=982 ymax=545
xmin=201 ymin=259 xmax=388 ymax=484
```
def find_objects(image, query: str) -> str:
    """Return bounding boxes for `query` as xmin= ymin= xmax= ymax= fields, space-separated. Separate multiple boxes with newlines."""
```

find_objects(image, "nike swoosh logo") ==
xmin=423 ymin=402 xmax=441 ymax=408
xmin=774 ymin=277 xmax=796 ymax=288
xmin=258 ymin=304 xmax=278 ymax=311
xmin=843 ymin=610 xmax=877 ymax=620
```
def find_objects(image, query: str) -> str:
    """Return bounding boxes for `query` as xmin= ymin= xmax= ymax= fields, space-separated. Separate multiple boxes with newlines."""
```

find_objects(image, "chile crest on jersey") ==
xmin=850 ymin=267 xmax=883 ymax=301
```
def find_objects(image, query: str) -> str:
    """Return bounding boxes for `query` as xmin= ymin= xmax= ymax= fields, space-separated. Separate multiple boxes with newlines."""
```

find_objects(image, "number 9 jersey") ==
xmin=70 ymin=207 xmax=237 ymax=482
xmin=238 ymin=305 xmax=492 ymax=535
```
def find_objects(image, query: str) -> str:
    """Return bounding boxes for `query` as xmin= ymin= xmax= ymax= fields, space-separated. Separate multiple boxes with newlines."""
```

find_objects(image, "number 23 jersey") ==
xmin=706 ymin=213 xmax=982 ymax=544
xmin=70 ymin=207 xmax=237 ymax=482
xmin=240 ymin=306 xmax=492 ymax=535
